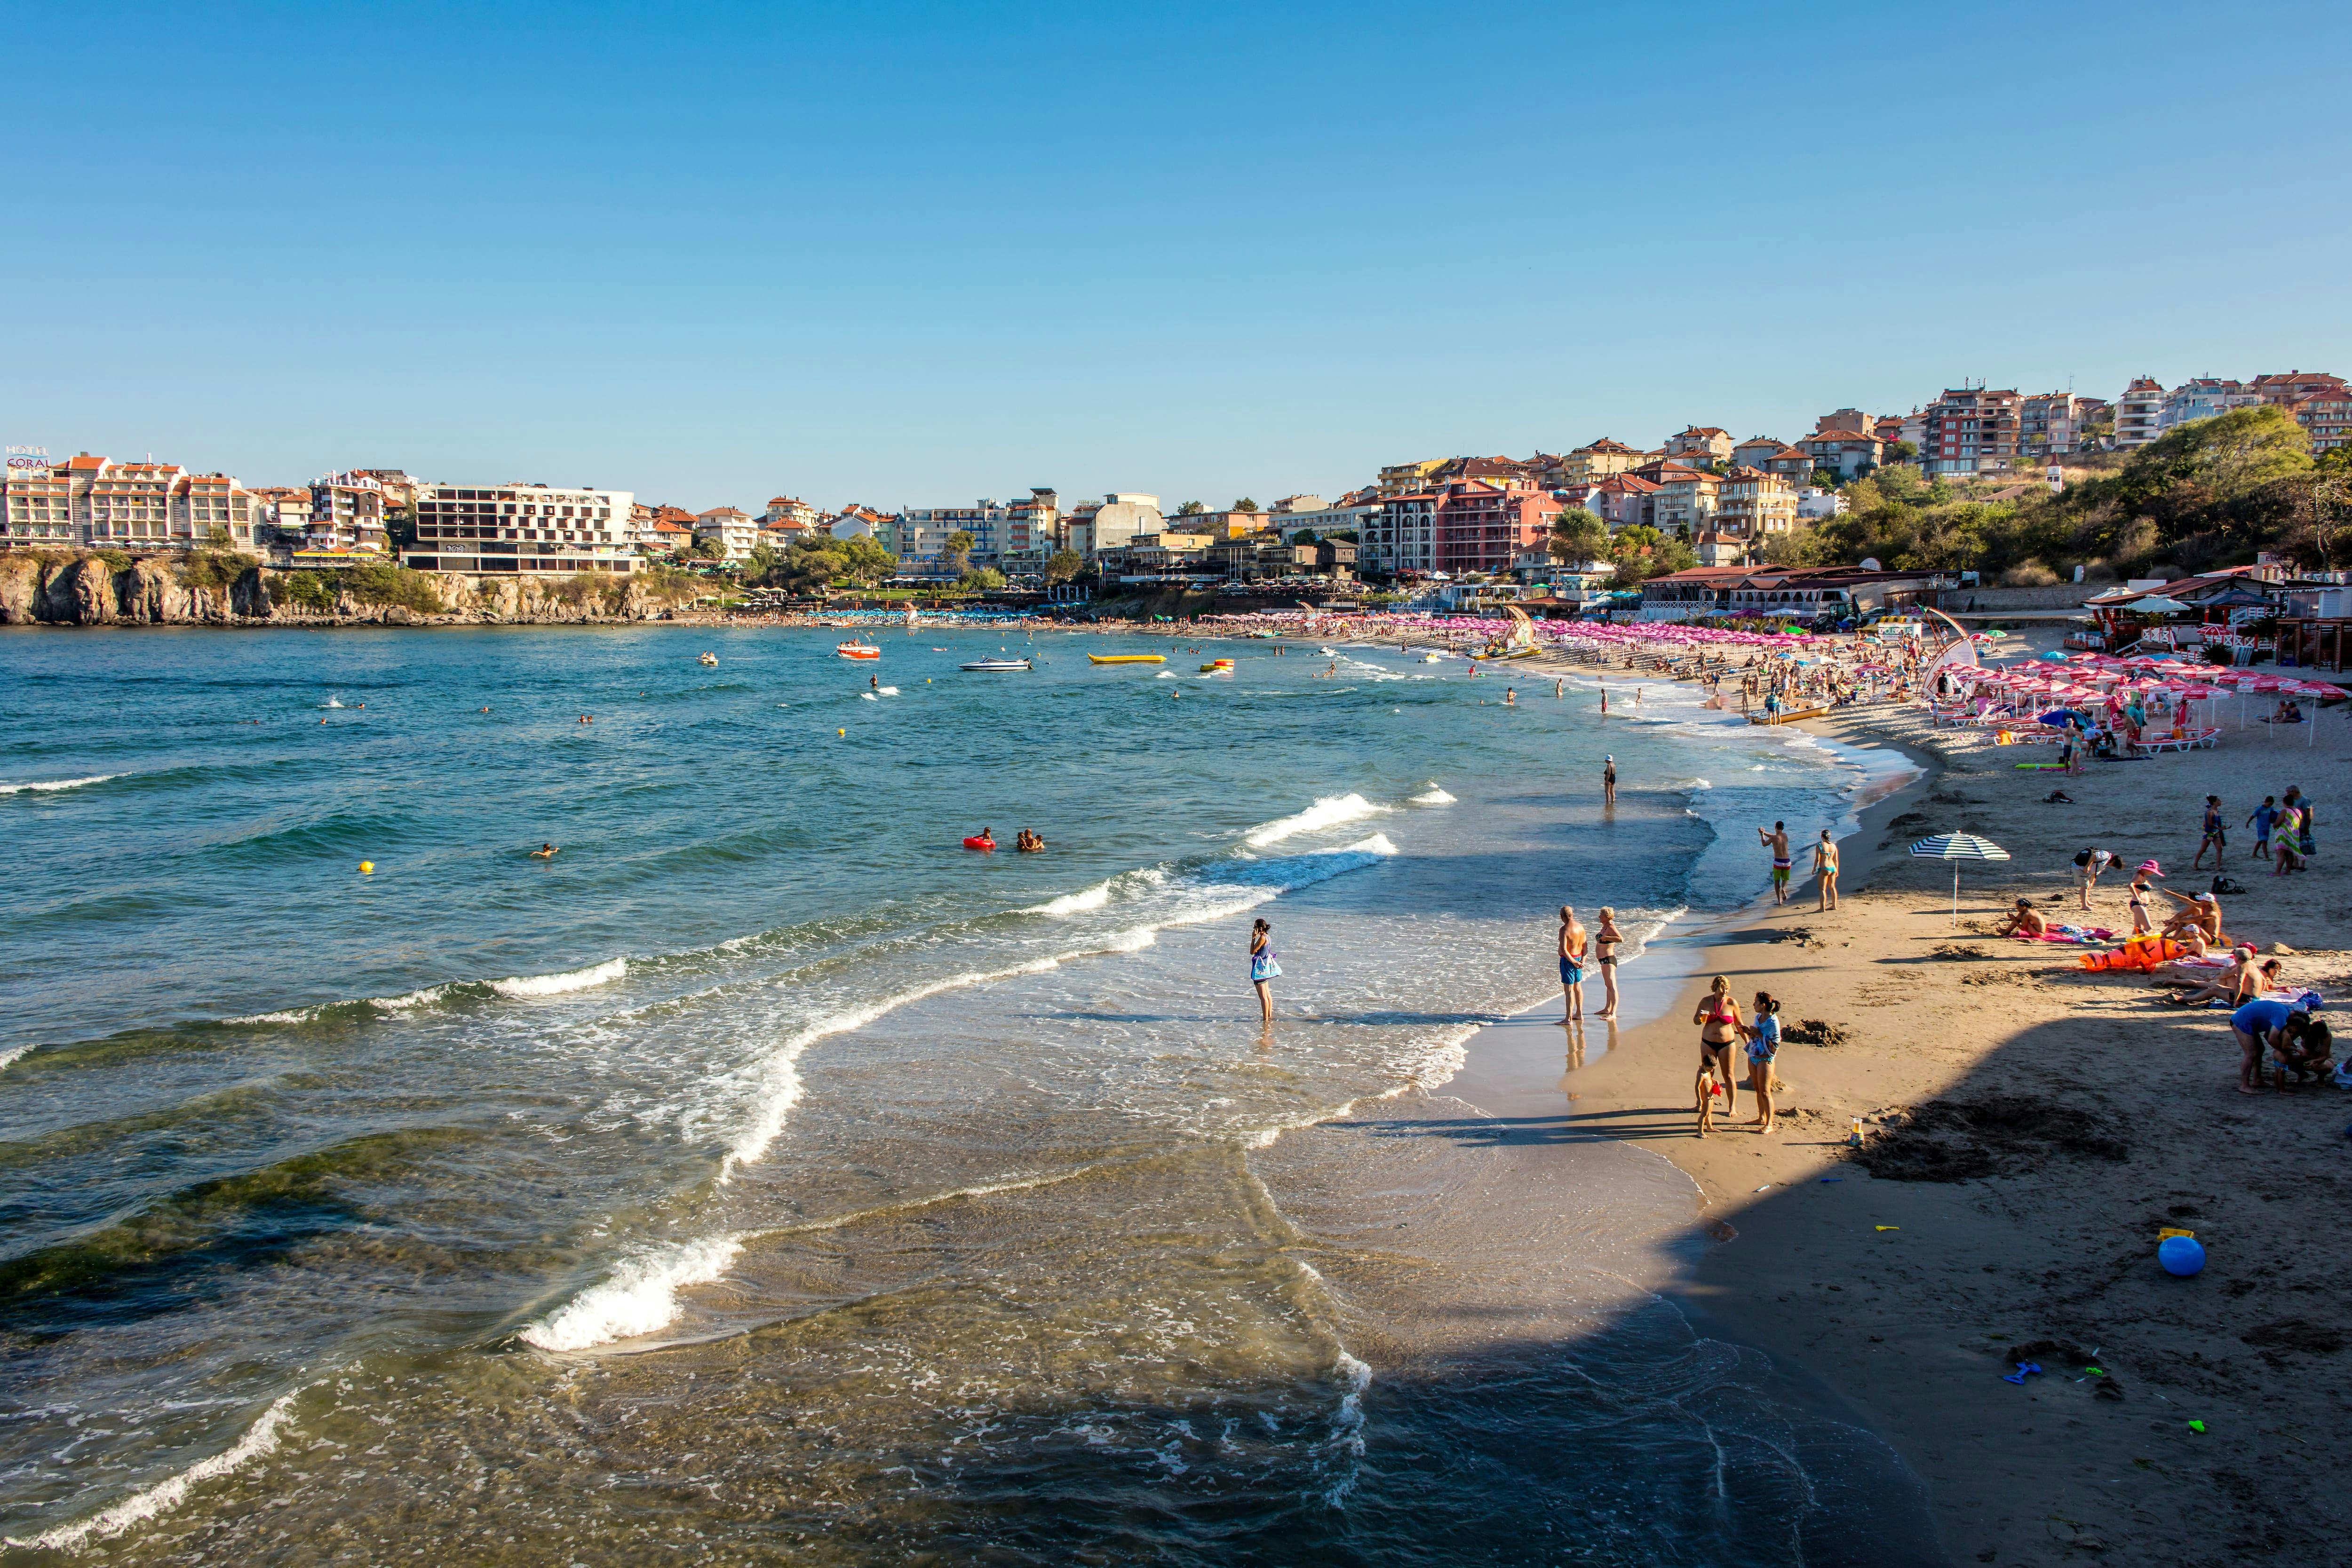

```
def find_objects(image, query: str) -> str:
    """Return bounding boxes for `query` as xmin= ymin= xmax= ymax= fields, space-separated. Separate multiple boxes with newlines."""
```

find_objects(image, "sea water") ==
xmin=0 ymin=626 xmax=1920 ymax=1564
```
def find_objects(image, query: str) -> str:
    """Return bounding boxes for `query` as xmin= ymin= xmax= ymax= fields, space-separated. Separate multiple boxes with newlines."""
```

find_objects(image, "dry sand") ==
xmin=1441 ymin=674 xmax=2352 ymax=1566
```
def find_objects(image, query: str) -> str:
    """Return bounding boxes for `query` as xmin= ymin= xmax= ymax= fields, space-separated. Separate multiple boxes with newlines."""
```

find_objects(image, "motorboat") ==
xmin=1088 ymin=654 xmax=1167 ymax=665
xmin=1199 ymin=658 xmax=1235 ymax=673
xmin=837 ymin=641 xmax=882 ymax=660
xmin=961 ymin=657 xmax=1032 ymax=672
xmin=698 ymin=652 xmax=719 ymax=666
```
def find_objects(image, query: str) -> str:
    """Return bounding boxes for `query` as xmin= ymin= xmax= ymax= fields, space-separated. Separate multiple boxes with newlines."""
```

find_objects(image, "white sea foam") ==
xmin=0 ymin=774 xmax=119 ymax=795
xmin=860 ymin=691 xmax=877 ymax=701
xmin=0 ymin=1043 xmax=35 ymax=1074
xmin=1243 ymin=793 xmax=1389 ymax=848
xmin=1410 ymin=784 xmax=1456 ymax=805
xmin=519 ymin=1235 xmax=744 ymax=1352
xmin=489 ymin=957 xmax=629 ymax=998
xmin=6 ymin=1391 xmax=301 ymax=1552
xmin=1023 ymin=866 xmax=1168 ymax=918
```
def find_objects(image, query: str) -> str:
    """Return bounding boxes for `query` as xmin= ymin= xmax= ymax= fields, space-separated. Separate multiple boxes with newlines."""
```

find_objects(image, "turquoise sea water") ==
xmin=0 ymin=624 xmax=1924 ymax=1564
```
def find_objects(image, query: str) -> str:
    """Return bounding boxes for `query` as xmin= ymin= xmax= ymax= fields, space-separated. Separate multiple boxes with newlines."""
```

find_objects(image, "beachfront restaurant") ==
xmin=1638 ymin=565 xmax=1952 ymax=623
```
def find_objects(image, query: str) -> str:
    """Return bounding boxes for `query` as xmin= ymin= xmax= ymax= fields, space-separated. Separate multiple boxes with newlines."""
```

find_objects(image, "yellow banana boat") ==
xmin=1088 ymin=654 xmax=1167 ymax=665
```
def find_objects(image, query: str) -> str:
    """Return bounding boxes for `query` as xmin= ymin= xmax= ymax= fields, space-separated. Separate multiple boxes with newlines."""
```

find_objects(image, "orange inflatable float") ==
xmin=2079 ymin=934 xmax=2185 ymax=973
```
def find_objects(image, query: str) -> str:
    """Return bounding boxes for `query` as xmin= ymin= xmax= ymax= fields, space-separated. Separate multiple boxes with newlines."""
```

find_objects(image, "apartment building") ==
xmin=1643 ymin=462 xmax=1722 ymax=534
xmin=1 ymin=453 xmax=262 ymax=551
xmin=2239 ymin=372 xmax=2351 ymax=452
xmin=304 ymin=472 xmax=389 ymax=555
xmin=1377 ymin=459 xmax=1447 ymax=498
xmin=1715 ymin=467 xmax=1797 ymax=539
xmin=2114 ymin=377 xmax=2165 ymax=449
xmin=1365 ymin=492 xmax=1439 ymax=576
xmin=1589 ymin=472 xmax=1660 ymax=531
xmin=1798 ymin=429 xmax=1883 ymax=480
xmin=898 ymin=490 xmax=1058 ymax=565
xmin=1811 ymin=408 xmax=1875 ymax=437
xmin=2020 ymin=393 xmax=2092 ymax=456
xmin=760 ymin=496 xmax=820 ymax=530
xmin=1552 ymin=438 xmax=1645 ymax=486
xmin=1730 ymin=436 xmax=1787 ymax=471
xmin=2158 ymin=378 xmax=2263 ymax=434
xmin=1433 ymin=482 xmax=1559 ymax=578
xmin=1664 ymin=426 xmax=1734 ymax=463
xmin=1920 ymin=387 xmax=2021 ymax=474
xmin=1262 ymin=492 xmax=1379 ymax=543
xmin=693 ymin=508 xmax=760 ymax=562
xmin=399 ymin=482 xmax=638 ymax=576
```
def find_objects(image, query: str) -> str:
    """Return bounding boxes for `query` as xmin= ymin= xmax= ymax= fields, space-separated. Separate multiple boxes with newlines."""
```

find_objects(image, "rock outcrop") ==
xmin=0 ymin=553 xmax=693 ymax=628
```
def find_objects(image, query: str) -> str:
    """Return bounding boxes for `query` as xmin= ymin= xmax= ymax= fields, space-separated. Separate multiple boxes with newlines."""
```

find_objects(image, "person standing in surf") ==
xmin=1249 ymin=918 xmax=1279 ymax=1025
xmin=1603 ymin=754 xmax=1617 ymax=806
xmin=1557 ymin=905 xmax=1588 ymax=1022
xmin=1758 ymin=821 xmax=1792 ymax=904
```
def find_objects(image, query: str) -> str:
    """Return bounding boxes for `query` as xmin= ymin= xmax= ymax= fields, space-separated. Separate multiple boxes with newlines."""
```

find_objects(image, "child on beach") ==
xmin=2192 ymin=795 xmax=2226 ymax=870
xmin=2249 ymin=796 xmax=2277 ymax=862
xmin=1742 ymin=993 xmax=1783 ymax=1133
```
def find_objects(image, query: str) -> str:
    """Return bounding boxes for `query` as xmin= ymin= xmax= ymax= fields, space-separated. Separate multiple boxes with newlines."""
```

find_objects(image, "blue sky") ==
xmin=4 ymin=0 xmax=2347 ymax=512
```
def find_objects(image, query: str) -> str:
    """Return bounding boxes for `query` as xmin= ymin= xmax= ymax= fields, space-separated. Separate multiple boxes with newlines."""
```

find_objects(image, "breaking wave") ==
xmin=520 ymin=1235 xmax=745 ymax=1353
xmin=0 ymin=774 xmax=119 ymax=795
xmin=4 ymin=1390 xmax=302 ymax=1552
xmin=1243 ymin=793 xmax=1389 ymax=848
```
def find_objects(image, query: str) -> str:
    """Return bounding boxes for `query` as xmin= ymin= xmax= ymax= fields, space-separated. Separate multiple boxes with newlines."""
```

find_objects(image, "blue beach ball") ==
xmin=2158 ymin=1235 xmax=2206 ymax=1277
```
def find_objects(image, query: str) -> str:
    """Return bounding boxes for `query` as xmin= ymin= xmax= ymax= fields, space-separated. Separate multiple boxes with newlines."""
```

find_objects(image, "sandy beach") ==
xmin=1424 ymin=657 xmax=2352 ymax=1566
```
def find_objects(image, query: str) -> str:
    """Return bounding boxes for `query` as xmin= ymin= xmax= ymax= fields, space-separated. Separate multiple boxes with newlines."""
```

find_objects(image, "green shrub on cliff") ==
xmin=176 ymin=550 xmax=257 ymax=593
xmin=275 ymin=562 xmax=445 ymax=615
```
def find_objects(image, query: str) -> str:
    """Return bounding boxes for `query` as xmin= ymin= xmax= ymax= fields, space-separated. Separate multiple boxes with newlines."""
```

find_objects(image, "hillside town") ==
xmin=6 ymin=370 xmax=2348 ymax=630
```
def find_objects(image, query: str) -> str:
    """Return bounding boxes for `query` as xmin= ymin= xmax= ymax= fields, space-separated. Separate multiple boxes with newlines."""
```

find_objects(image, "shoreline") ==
xmin=1442 ymin=669 xmax=2352 ymax=1566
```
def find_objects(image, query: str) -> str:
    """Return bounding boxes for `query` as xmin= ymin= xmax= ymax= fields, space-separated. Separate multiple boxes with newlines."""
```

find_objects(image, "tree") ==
xmin=1043 ymin=548 xmax=1085 ymax=585
xmin=944 ymin=529 xmax=975 ymax=577
xmin=1607 ymin=524 xmax=1694 ymax=585
xmin=959 ymin=566 xmax=1007 ymax=591
xmin=1176 ymin=501 xmax=1207 ymax=516
xmin=1288 ymin=528 xmax=1320 ymax=546
xmin=1232 ymin=497 xmax=1258 ymax=513
xmin=1548 ymin=507 xmax=1608 ymax=566
xmin=775 ymin=535 xmax=898 ymax=593
xmin=1885 ymin=440 xmax=1919 ymax=464
xmin=746 ymin=542 xmax=779 ymax=585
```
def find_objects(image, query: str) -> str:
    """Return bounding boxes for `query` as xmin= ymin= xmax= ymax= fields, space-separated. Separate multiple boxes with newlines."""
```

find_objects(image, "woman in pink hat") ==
xmin=2126 ymin=860 xmax=2163 ymax=935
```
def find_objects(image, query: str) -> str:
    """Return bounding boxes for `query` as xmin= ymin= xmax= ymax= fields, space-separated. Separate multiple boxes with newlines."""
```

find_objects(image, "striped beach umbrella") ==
xmin=1909 ymin=832 xmax=2012 ymax=925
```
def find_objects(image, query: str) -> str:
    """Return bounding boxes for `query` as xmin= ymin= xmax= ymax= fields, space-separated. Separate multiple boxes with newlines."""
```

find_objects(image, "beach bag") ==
xmin=2211 ymin=876 xmax=2246 ymax=896
xmin=1251 ymin=949 xmax=1281 ymax=982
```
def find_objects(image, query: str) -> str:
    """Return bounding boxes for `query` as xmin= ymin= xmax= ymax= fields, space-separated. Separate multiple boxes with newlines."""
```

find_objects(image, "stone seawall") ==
xmin=0 ymin=553 xmax=696 ymax=628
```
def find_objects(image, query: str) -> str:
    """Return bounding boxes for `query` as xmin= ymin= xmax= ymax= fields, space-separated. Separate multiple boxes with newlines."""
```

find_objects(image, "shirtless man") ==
xmin=1812 ymin=828 xmax=1840 ymax=911
xmin=1592 ymin=907 xmax=1624 ymax=1018
xmin=1758 ymin=821 xmax=1792 ymax=905
xmin=530 ymin=843 xmax=559 ymax=859
xmin=1557 ymin=905 xmax=1589 ymax=1022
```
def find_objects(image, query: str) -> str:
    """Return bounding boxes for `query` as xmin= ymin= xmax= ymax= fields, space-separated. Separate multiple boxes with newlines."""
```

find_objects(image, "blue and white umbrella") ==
xmin=1909 ymin=832 xmax=2012 ymax=924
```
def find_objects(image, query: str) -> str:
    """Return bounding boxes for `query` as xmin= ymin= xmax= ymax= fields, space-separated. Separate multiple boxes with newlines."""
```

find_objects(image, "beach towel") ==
xmin=2020 ymin=925 xmax=2114 ymax=945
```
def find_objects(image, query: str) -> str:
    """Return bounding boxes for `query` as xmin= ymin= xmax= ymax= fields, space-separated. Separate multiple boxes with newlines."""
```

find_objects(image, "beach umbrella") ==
xmin=1909 ymin=832 xmax=2012 ymax=926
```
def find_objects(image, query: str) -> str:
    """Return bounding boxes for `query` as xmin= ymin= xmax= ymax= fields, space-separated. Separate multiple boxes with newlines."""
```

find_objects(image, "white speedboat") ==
xmin=960 ymin=657 xmax=1032 ymax=672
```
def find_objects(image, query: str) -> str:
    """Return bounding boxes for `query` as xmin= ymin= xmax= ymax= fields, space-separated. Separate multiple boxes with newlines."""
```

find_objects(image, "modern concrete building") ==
xmin=2113 ymin=377 xmax=2166 ymax=449
xmin=694 ymin=507 xmax=760 ymax=563
xmin=1797 ymin=429 xmax=1884 ymax=480
xmin=400 ymin=482 xmax=638 ymax=576
xmin=1715 ymin=467 xmax=1798 ymax=539
xmin=1920 ymin=387 xmax=2021 ymax=474
xmin=2157 ymin=378 xmax=2263 ymax=434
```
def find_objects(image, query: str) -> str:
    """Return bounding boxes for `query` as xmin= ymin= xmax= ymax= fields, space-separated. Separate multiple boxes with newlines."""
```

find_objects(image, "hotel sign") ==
xmin=5 ymin=444 xmax=48 ymax=470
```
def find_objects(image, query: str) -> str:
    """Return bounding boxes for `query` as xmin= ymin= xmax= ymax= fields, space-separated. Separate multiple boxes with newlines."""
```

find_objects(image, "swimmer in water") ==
xmin=1505 ymin=688 xmax=1516 ymax=705
xmin=531 ymin=843 xmax=559 ymax=859
xmin=579 ymin=714 xmax=593 ymax=724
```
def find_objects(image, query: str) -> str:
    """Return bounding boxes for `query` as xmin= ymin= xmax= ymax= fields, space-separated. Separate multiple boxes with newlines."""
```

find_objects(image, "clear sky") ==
xmin=4 ymin=0 xmax=2347 ymax=513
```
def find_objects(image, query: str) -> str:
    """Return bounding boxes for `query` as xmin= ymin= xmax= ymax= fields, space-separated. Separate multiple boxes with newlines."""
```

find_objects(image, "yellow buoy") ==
xmin=838 ymin=728 xmax=846 ymax=736
xmin=359 ymin=861 xmax=374 ymax=874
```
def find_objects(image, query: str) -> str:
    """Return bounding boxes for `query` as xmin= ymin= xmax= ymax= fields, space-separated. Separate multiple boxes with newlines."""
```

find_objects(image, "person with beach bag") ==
xmin=1250 ymin=918 xmax=1280 ymax=1025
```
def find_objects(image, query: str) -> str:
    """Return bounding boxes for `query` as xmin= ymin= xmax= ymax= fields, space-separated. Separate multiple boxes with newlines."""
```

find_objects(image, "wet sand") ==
xmin=1443 ymin=685 xmax=2352 ymax=1566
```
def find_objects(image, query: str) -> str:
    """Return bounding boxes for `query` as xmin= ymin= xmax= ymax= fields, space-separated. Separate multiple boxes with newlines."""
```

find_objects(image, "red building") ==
xmin=1435 ymin=481 xmax=1559 ymax=577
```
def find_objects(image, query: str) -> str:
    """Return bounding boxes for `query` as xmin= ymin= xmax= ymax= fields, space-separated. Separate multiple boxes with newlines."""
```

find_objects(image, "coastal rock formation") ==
xmin=0 ymin=552 xmax=689 ymax=628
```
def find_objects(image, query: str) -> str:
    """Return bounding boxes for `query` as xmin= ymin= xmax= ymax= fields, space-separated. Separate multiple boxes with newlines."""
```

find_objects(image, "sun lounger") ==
xmin=2136 ymin=728 xmax=2221 ymax=753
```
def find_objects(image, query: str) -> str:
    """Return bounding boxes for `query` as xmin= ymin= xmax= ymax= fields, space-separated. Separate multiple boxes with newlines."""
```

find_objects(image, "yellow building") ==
xmin=1376 ymin=459 xmax=1447 ymax=497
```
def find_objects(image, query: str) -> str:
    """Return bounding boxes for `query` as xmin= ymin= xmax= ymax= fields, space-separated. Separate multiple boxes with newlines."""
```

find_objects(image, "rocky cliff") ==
xmin=0 ymin=553 xmax=695 ymax=628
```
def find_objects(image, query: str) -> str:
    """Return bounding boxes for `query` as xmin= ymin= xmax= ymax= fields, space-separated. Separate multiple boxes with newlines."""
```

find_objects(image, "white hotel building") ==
xmin=399 ymin=483 xmax=638 ymax=576
xmin=2 ymin=452 xmax=262 ymax=550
